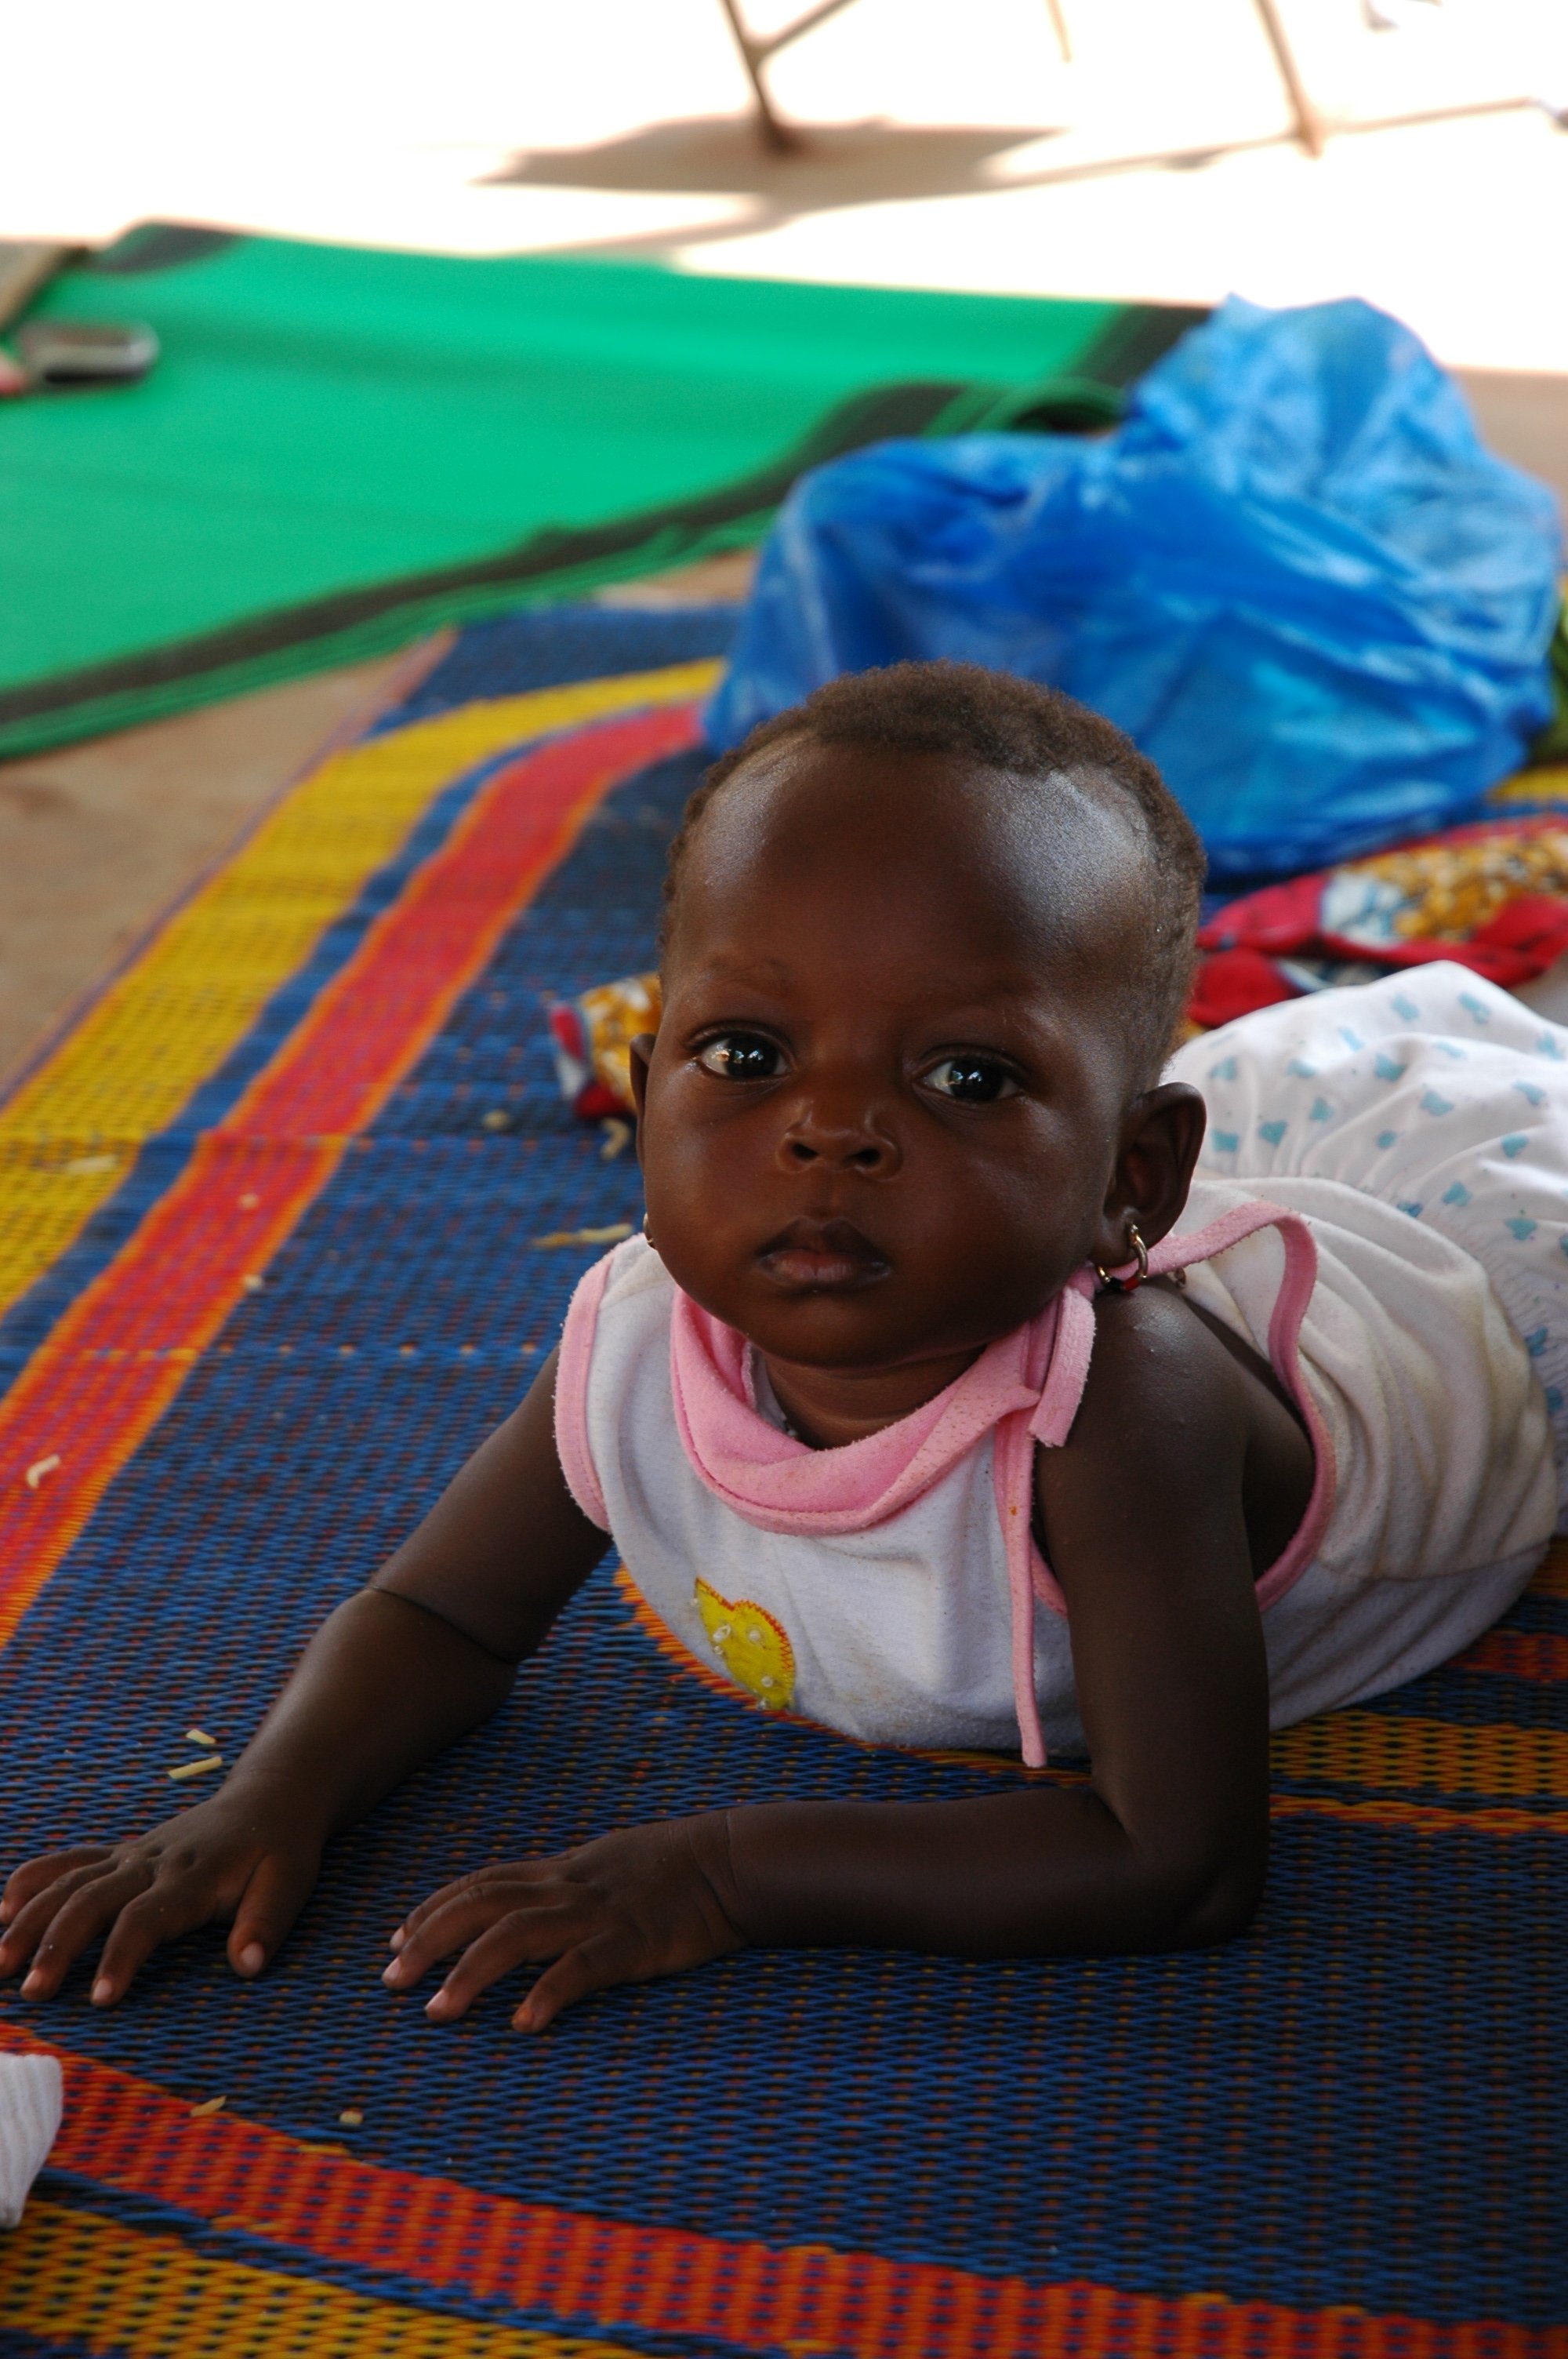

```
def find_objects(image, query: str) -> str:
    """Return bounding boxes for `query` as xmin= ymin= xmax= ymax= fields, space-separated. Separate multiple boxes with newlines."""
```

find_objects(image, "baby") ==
xmin=3 ymin=663 xmax=1562 ymax=2032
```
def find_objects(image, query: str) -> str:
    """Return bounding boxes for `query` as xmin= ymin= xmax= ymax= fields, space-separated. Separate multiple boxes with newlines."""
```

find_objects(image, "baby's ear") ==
xmin=1108 ymin=1082 xmax=1207 ymax=1251
xmin=627 ymin=1034 xmax=656 ymax=1129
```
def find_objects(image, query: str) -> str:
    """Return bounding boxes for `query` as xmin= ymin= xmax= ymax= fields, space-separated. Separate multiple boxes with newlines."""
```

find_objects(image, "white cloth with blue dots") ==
xmin=1171 ymin=961 xmax=1568 ymax=1535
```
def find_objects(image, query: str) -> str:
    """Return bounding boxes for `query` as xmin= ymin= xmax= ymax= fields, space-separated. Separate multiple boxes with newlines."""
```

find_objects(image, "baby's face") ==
xmin=635 ymin=737 xmax=1155 ymax=1378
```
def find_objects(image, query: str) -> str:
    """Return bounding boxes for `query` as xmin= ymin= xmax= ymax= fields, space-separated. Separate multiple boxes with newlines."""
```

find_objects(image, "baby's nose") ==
xmin=780 ymin=1111 xmax=898 ymax=1173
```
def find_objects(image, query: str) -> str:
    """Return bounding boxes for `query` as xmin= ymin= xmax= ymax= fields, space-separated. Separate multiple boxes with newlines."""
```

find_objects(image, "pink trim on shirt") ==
xmin=554 ymin=1250 xmax=615 ymax=1529
xmin=1147 ymin=1202 xmax=1335 ymax=1608
xmin=669 ymin=1286 xmax=1051 ymax=1535
xmin=986 ymin=1274 xmax=1095 ymax=1765
xmin=993 ymin=1210 xmax=1333 ymax=1757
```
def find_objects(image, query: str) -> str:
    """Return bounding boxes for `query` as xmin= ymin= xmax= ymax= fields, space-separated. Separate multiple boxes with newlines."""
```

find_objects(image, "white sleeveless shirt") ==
xmin=554 ymin=1171 xmax=1553 ymax=1760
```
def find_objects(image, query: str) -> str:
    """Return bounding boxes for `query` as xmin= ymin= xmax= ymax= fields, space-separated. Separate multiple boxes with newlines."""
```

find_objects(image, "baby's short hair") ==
xmin=664 ymin=660 xmax=1206 ymax=1085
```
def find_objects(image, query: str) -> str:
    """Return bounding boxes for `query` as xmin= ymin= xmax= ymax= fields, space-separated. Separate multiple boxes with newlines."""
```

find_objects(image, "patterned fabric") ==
xmin=1191 ymin=799 xmax=1568 ymax=1028
xmin=0 ymin=608 xmax=1562 ymax=2354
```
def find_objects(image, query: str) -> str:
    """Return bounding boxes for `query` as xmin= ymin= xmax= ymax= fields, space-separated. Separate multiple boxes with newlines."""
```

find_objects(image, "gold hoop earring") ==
xmin=1094 ymin=1219 xmax=1149 ymax=1292
xmin=641 ymin=1212 xmax=655 ymax=1249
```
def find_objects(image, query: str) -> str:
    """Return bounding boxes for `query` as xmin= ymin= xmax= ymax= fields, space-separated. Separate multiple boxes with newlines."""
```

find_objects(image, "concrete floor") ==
xmin=0 ymin=654 xmax=413 ymax=1086
xmin=0 ymin=558 xmax=761 ymax=1089
xmin=1457 ymin=373 xmax=1568 ymax=521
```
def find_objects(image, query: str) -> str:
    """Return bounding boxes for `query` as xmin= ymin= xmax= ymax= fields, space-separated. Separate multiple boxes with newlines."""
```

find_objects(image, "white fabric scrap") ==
xmin=0 ymin=2054 xmax=63 ymax=2227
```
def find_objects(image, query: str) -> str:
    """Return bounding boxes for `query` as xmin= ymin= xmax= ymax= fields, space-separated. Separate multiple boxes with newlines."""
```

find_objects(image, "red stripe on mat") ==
xmin=0 ymin=702 xmax=700 ymax=1652
xmin=3 ymin=2029 xmax=1547 ymax=2359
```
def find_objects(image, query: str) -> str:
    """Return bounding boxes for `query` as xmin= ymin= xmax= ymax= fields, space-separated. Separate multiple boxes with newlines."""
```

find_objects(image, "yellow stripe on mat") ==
xmin=1273 ymin=1710 xmax=1568 ymax=1797
xmin=0 ymin=661 xmax=719 ymax=1321
xmin=0 ymin=2201 xmax=645 ymax=2359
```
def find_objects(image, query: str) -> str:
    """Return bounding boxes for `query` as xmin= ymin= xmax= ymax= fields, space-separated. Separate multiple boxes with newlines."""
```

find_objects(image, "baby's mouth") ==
xmin=756 ymin=1217 xmax=891 ymax=1293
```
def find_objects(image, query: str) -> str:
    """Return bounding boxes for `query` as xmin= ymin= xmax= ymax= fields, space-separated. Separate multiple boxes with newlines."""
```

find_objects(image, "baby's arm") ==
xmin=720 ymin=1284 xmax=1272 ymax=1954
xmin=383 ymin=1287 xmax=1277 ymax=2029
xmin=0 ymin=1348 xmax=605 ymax=2004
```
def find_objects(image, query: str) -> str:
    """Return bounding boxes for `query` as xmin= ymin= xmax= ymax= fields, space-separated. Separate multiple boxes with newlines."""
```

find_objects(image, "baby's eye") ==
xmin=695 ymin=1033 xmax=782 ymax=1081
xmin=923 ymin=1056 xmax=1019 ymax=1104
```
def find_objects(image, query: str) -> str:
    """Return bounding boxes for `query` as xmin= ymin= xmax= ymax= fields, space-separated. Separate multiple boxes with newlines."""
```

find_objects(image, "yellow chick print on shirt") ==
xmin=694 ymin=1577 xmax=796 ymax=1710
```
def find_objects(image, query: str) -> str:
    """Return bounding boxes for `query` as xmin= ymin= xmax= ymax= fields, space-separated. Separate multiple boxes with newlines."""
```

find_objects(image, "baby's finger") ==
xmin=13 ymin=1863 xmax=152 ymax=1999
xmin=2 ymin=1860 xmax=133 ymax=1981
xmin=384 ymin=1878 xmax=548 ymax=1987
xmin=424 ymin=1904 xmax=583 ymax=2023
xmin=387 ymin=1882 xmax=463 ymax=1955
xmin=227 ymin=1849 xmax=318 ymax=1980
xmin=0 ymin=1868 xmax=103 ymax=1979
xmin=1 ymin=1846 xmax=114 ymax=1928
xmin=89 ymin=1874 xmax=222 ymax=2006
xmin=514 ymin=1932 xmax=628 ymax=2033
xmin=391 ymin=1858 xmax=556 ymax=1952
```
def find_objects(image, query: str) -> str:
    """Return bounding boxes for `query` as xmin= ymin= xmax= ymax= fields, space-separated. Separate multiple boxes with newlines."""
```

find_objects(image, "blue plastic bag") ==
xmin=706 ymin=299 xmax=1562 ymax=881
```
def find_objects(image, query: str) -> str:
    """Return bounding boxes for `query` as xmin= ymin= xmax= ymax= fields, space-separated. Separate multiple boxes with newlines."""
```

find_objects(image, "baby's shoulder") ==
xmin=1087 ymin=1275 xmax=1240 ymax=1389
xmin=1073 ymin=1277 xmax=1274 ymax=1470
xmin=1065 ymin=1277 xmax=1316 ymax=1579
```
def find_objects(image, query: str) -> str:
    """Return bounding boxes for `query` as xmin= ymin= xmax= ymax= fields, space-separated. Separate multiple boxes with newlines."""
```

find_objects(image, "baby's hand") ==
xmin=0 ymin=1780 xmax=323 ymax=2006
xmin=383 ymin=1815 xmax=744 ymax=2031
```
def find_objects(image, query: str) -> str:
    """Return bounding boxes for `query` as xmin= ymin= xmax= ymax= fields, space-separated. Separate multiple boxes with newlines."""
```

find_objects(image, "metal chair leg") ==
xmin=1250 ymin=0 xmax=1327 ymax=153
xmin=716 ymin=0 xmax=800 ymax=150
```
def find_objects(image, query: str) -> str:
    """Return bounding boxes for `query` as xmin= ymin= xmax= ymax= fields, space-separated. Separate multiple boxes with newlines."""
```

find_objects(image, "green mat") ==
xmin=0 ymin=224 xmax=1200 ymax=756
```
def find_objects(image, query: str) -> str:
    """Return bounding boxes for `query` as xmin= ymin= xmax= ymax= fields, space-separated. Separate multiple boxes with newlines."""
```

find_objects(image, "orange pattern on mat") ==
xmin=1454 ymin=1630 xmax=1568 ymax=1681
xmin=1525 ymin=1544 xmax=1568 ymax=1599
xmin=1270 ymin=1710 xmax=1568 ymax=1797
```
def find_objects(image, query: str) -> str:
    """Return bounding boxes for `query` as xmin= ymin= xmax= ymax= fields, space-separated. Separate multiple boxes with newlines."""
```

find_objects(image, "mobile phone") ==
xmin=15 ymin=320 xmax=158 ymax=385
